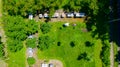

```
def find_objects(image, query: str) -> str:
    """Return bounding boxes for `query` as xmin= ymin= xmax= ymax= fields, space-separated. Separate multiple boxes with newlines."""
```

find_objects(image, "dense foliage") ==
xmin=3 ymin=16 xmax=38 ymax=52
xmin=3 ymin=16 xmax=27 ymax=41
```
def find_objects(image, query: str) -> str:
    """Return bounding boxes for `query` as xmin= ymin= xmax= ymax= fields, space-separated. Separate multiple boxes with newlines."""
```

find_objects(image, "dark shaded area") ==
xmin=45 ymin=17 xmax=51 ymax=22
xmin=77 ymin=52 xmax=87 ymax=60
xmin=70 ymin=41 xmax=75 ymax=47
xmin=77 ymin=52 xmax=90 ymax=61
xmin=57 ymin=42 xmax=61 ymax=46
xmin=59 ymin=27 xmax=63 ymax=30
xmin=115 ymin=50 xmax=120 ymax=63
xmin=110 ymin=0 xmax=120 ymax=64
xmin=85 ymin=41 xmax=94 ymax=47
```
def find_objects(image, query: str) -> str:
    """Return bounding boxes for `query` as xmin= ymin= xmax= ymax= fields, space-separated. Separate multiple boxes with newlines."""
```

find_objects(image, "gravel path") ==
xmin=110 ymin=42 xmax=114 ymax=67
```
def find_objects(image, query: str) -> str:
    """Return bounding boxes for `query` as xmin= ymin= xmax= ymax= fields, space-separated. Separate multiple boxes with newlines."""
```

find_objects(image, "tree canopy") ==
xmin=3 ymin=0 xmax=99 ymax=17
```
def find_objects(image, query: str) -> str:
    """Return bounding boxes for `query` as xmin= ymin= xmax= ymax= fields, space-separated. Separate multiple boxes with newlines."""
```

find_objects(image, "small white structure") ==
xmin=41 ymin=63 xmax=49 ymax=67
xmin=75 ymin=13 xmax=85 ymax=18
xmin=28 ymin=14 xmax=33 ymax=20
xmin=66 ymin=13 xmax=74 ymax=18
xmin=27 ymin=48 xmax=33 ymax=57
xmin=28 ymin=35 xmax=34 ymax=39
xmin=39 ymin=14 xmax=43 ymax=18
xmin=44 ymin=13 xmax=49 ymax=18
xmin=49 ymin=63 xmax=54 ymax=67
xmin=64 ymin=23 xmax=69 ymax=27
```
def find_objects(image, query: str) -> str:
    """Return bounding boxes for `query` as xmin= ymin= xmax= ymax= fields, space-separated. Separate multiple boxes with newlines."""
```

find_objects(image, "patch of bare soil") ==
xmin=81 ymin=28 xmax=88 ymax=32
xmin=33 ymin=59 xmax=63 ymax=67
xmin=34 ymin=16 xmax=85 ymax=23
xmin=0 ymin=59 xmax=8 ymax=67
xmin=49 ymin=60 xmax=63 ymax=67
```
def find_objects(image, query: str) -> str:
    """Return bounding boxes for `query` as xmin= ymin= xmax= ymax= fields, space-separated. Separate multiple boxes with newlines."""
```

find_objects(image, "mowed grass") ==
xmin=37 ymin=22 xmax=102 ymax=67
xmin=6 ymin=46 xmax=26 ymax=67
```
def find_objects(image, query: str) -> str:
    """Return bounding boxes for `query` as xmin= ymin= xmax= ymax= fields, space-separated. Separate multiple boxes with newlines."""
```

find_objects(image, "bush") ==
xmin=77 ymin=52 xmax=91 ymax=61
xmin=57 ymin=42 xmax=61 ymax=46
xmin=26 ymin=38 xmax=36 ymax=48
xmin=100 ymin=40 xmax=110 ymax=67
xmin=70 ymin=41 xmax=75 ymax=47
xmin=85 ymin=41 xmax=94 ymax=47
xmin=40 ymin=23 xmax=51 ymax=34
xmin=27 ymin=57 xmax=36 ymax=65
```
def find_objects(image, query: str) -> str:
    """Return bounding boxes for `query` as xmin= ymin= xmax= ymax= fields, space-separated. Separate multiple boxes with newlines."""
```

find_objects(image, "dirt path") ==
xmin=110 ymin=42 xmax=114 ymax=67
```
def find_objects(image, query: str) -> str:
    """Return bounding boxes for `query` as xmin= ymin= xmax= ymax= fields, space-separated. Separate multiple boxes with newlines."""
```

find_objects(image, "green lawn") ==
xmin=37 ymin=22 xmax=102 ymax=67
xmin=6 ymin=46 xmax=26 ymax=67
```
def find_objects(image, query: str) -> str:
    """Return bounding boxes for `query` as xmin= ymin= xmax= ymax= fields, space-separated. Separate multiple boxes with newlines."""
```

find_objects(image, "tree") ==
xmin=37 ymin=36 xmax=53 ymax=50
xmin=25 ymin=20 xmax=38 ymax=35
xmin=3 ymin=16 xmax=27 ymax=41
xmin=40 ymin=23 xmax=51 ymax=34
xmin=3 ymin=16 xmax=27 ymax=52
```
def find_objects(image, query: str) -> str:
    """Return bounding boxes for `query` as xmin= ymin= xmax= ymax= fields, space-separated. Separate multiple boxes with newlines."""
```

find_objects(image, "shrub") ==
xmin=70 ymin=41 xmax=75 ymax=47
xmin=26 ymin=38 xmax=36 ymax=48
xmin=27 ymin=57 xmax=36 ymax=65
xmin=85 ymin=41 xmax=94 ymax=47
xmin=57 ymin=42 xmax=61 ymax=46
xmin=77 ymin=52 xmax=91 ymax=61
